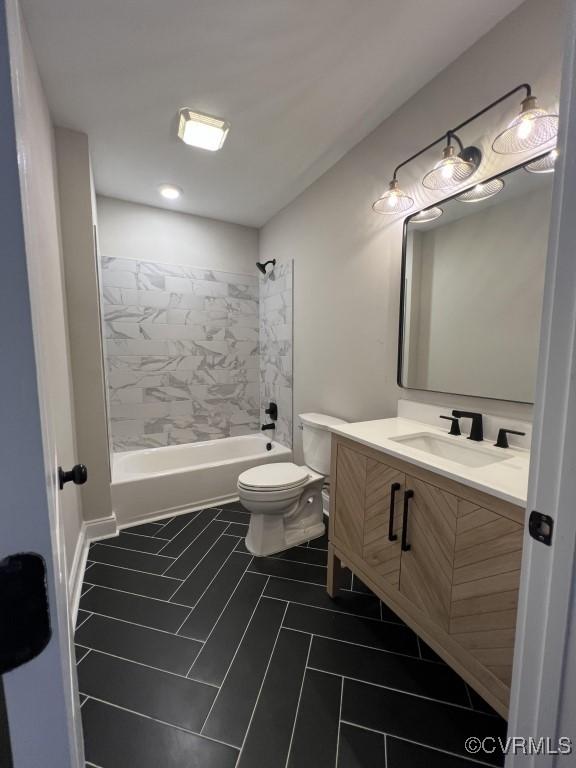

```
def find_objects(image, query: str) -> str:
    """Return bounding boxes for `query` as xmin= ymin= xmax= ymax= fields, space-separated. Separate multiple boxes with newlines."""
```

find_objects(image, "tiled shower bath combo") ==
xmin=100 ymin=257 xmax=293 ymax=451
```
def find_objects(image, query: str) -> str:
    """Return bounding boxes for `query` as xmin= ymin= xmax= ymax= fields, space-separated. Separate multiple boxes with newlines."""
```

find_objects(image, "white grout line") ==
xmin=264 ymin=593 xmax=401 ymax=625
xmin=183 ymin=552 xmax=256 ymax=675
xmin=79 ymin=582 xmax=194 ymax=610
xmin=120 ymin=530 xmax=170 ymax=541
xmin=284 ymin=626 xmax=421 ymax=663
xmin=246 ymin=571 xmax=326 ymax=590
xmin=308 ymin=665 xmax=487 ymax=714
xmin=75 ymin=646 xmax=91 ymax=664
xmin=162 ymin=524 xmax=238 ymax=580
xmin=283 ymin=633 xmax=313 ymax=768
xmin=383 ymin=732 xmax=388 ymax=767
xmin=172 ymin=549 xmax=254 ymax=615
xmin=77 ymin=608 xmax=202 ymax=639
xmin=93 ymin=542 xmax=174 ymax=559
xmin=334 ymin=676 xmax=344 ymax=768
xmin=174 ymin=608 xmax=195 ymax=636
xmin=157 ymin=511 xmax=218 ymax=556
xmin=75 ymin=611 xmax=93 ymax=630
xmin=79 ymin=695 xmax=238 ymax=751
xmin=339 ymin=722 xmax=499 ymax=768
xmin=76 ymin=645 xmax=219 ymax=688
xmin=85 ymin=560 xmax=182 ymax=582
xmin=88 ymin=556 xmax=178 ymax=579
xmin=236 ymin=604 xmax=291 ymax=764
xmin=199 ymin=578 xmax=272 ymax=735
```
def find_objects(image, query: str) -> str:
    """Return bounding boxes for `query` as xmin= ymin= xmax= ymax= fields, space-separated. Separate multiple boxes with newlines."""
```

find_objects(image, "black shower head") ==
xmin=256 ymin=259 xmax=276 ymax=274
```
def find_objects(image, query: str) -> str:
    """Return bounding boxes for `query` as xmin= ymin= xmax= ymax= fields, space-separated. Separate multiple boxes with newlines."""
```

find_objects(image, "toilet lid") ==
xmin=238 ymin=462 xmax=310 ymax=491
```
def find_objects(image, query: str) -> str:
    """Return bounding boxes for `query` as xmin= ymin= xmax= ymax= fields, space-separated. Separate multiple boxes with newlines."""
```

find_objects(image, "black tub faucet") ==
xmin=261 ymin=423 xmax=276 ymax=432
xmin=452 ymin=410 xmax=483 ymax=441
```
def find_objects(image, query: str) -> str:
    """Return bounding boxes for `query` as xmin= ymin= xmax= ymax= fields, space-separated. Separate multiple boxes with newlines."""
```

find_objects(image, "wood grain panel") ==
xmin=399 ymin=476 xmax=457 ymax=631
xmin=362 ymin=460 xmax=404 ymax=590
xmin=451 ymin=589 xmax=519 ymax=618
xmin=452 ymin=628 xmax=516 ymax=651
xmin=333 ymin=444 xmax=366 ymax=557
xmin=450 ymin=609 xmax=517 ymax=633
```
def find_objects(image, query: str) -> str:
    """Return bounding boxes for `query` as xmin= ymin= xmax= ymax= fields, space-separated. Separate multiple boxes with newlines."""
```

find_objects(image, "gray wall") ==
xmin=259 ymin=0 xmax=563 ymax=462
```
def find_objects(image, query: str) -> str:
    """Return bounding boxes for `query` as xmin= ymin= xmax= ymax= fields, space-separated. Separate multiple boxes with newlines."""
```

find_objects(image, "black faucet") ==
xmin=440 ymin=415 xmax=461 ymax=436
xmin=452 ymin=410 xmax=483 ymax=441
xmin=495 ymin=428 xmax=526 ymax=448
xmin=261 ymin=423 xmax=276 ymax=432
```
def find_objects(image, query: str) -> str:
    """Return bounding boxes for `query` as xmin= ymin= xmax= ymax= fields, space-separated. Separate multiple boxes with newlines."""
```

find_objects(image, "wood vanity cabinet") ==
xmin=328 ymin=434 xmax=525 ymax=719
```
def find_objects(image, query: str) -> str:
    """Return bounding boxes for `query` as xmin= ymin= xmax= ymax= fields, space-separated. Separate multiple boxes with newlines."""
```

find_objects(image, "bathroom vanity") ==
xmin=326 ymin=416 xmax=529 ymax=719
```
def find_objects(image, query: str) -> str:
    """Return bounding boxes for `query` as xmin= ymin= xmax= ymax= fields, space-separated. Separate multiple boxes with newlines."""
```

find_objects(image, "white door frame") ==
xmin=507 ymin=1 xmax=576 ymax=763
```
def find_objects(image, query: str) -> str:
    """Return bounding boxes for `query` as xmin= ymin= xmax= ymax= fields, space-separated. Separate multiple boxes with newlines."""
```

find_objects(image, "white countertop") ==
xmin=330 ymin=417 xmax=529 ymax=507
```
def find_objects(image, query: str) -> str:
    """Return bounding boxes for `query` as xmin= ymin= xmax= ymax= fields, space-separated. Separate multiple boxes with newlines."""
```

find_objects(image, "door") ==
xmin=399 ymin=476 xmax=457 ymax=631
xmin=363 ymin=459 xmax=404 ymax=589
xmin=0 ymin=0 xmax=83 ymax=765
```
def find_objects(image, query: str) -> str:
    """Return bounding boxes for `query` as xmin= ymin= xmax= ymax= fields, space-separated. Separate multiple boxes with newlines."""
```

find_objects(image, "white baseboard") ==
xmin=115 ymin=494 xmax=240 ymax=530
xmin=68 ymin=512 xmax=117 ymax=625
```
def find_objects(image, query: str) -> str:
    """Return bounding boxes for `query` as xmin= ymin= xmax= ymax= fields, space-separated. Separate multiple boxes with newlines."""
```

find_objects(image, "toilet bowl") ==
xmin=237 ymin=413 xmax=347 ymax=556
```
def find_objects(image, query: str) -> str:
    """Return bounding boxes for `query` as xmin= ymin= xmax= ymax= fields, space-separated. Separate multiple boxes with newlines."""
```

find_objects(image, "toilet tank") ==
xmin=299 ymin=413 xmax=347 ymax=475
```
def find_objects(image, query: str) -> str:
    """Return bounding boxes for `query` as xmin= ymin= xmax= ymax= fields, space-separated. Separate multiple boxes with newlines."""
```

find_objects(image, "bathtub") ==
xmin=111 ymin=434 xmax=292 ymax=525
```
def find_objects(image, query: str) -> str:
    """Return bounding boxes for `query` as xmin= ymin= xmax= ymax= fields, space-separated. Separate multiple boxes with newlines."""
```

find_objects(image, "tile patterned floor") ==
xmin=76 ymin=502 xmax=507 ymax=768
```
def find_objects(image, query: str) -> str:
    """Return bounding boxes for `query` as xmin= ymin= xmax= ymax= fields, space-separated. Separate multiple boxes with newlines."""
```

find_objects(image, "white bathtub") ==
xmin=111 ymin=434 xmax=292 ymax=525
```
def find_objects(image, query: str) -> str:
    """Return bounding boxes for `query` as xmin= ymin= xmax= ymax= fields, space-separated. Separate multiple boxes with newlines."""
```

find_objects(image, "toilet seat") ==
xmin=238 ymin=462 xmax=310 ymax=492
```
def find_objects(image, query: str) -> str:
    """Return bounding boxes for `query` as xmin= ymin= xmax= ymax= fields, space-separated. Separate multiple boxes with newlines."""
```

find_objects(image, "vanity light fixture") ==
xmin=177 ymin=108 xmax=230 ymax=151
xmin=159 ymin=184 xmax=182 ymax=200
xmin=422 ymin=135 xmax=482 ymax=191
xmin=455 ymin=178 xmax=504 ymax=203
xmin=492 ymin=95 xmax=558 ymax=154
xmin=372 ymin=178 xmax=414 ymax=215
xmin=525 ymin=148 xmax=558 ymax=174
xmin=410 ymin=206 xmax=443 ymax=223
xmin=372 ymin=83 xmax=558 ymax=217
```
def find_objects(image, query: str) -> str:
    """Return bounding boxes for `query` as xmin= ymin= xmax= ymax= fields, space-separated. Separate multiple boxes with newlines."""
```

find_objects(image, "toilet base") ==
xmin=244 ymin=480 xmax=325 ymax=557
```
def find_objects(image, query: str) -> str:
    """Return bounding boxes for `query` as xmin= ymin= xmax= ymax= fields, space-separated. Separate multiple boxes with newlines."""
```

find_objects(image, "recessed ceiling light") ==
xmin=159 ymin=184 xmax=182 ymax=200
xmin=177 ymin=108 xmax=230 ymax=151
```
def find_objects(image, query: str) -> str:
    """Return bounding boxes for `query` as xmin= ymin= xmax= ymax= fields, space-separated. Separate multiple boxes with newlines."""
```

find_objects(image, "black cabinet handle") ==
xmin=388 ymin=482 xmax=401 ymax=541
xmin=401 ymin=490 xmax=414 ymax=552
xmin=58 ymin=464 xmax=88 ymax=490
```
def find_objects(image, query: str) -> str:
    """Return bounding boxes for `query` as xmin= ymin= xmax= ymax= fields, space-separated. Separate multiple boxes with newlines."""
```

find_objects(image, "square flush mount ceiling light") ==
xmin=177 ymin=108 xmax=230 ymax=151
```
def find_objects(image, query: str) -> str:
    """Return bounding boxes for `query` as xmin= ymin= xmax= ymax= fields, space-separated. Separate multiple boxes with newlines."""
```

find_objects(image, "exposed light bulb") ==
xmin=516 ymin=116 xmax=534 ymax=140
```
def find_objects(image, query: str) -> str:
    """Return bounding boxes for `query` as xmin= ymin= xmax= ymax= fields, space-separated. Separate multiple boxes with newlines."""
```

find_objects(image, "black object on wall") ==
xmin=0 ymin=679 xmax=13 ymax=768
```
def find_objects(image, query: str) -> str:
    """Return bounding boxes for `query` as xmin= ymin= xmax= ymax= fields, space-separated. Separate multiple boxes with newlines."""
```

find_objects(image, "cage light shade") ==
xmin=456 ymin=178 xmax=504 ymax=203
xmin=372 ymin=179 xmax=414 ymax=215
xmin=422 ymin=145 xmax=477 ymax=190
xmin=411 ymin=206 xmax=443 ymax=223
xmin=525 ymin=148 xmax=558 ymax=174
xmin=178 ymin=109 xmax=230 ymax=151
xmin=492 ymin=96 xmax=558 ymax=154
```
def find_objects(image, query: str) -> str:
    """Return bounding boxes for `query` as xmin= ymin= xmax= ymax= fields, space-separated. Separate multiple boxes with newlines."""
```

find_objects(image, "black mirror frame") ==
xmin=397 ymin=150 xmax=554 ymax=405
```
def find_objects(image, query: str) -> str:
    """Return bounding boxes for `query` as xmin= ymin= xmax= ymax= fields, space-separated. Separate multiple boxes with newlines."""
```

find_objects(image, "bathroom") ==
xmin=1 ymin=0 xmax=575 ymax=766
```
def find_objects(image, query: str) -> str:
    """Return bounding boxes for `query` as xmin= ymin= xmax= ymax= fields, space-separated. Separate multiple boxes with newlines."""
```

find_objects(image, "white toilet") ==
xmin=238 ymin=412 xmax=347 ymax=556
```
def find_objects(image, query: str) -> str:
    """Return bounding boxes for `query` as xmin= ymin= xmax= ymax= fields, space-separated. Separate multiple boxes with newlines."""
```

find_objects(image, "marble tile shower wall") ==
xmin=259 ymin=260 xmax=293 ymax=448
xmin=101 ymin=257 xmax=260 ymax=451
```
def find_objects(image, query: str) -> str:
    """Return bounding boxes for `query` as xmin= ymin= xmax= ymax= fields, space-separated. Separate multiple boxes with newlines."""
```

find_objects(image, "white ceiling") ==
xmin=22 ymin=0 xmax=525 ymax=227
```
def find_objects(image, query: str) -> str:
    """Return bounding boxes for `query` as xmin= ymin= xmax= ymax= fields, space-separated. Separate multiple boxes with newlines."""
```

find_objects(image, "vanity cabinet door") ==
xmin=333 ymin=443 xmax=367 ymax=558
xmin=399 ymin=476 xmax=458 ymax=632
xmin=363 ymin=460 xmax=404 ymax=589
xmin=449 ymin=500 xmax=524 ymax=688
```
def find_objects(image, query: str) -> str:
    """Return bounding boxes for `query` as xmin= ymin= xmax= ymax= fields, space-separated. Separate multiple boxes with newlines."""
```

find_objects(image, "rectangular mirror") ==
xmin=398 ymin=155 xmax=554 ymax=403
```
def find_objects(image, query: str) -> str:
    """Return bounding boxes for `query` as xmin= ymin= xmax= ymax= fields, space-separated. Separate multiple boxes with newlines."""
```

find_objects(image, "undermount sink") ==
xmin=390 ymin=432 xmax=509 ymax=468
